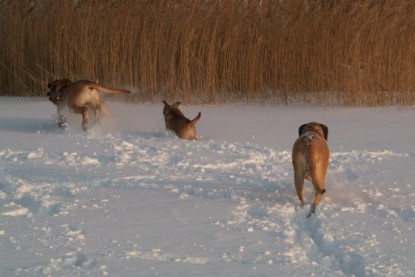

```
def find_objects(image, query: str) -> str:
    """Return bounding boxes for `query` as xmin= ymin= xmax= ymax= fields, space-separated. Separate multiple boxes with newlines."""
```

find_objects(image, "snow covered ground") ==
xmin=0 ymin=97 xmax=414 ymax=276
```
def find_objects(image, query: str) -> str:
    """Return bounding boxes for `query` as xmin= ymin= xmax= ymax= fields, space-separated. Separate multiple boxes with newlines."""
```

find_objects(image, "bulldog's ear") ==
xmin=174 ymin=101 xmax=181 ymax=107
xmin=298 ymin=124 xmax=307 ymax=137
xmin=320 ymin=124 xmax=329 ymax=141
xmin=162 ymin=100 xmax=170 ymax=106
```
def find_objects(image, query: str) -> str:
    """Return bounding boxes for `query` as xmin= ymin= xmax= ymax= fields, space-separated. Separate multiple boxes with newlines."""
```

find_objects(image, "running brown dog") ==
xmin=47 ymin=79 xmax=130 ymax=131
xmin=292 ymin=122 xmax=329 ymax=216
xmin=162 ymin=100 xmax=201 ymax=140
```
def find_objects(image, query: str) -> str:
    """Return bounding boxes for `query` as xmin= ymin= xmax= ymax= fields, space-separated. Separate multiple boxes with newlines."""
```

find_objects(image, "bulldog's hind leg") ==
xmin=309 ymin=169 xmax=327 ymax=216
xmin=294 ymin=169 xmax=305 ymax=207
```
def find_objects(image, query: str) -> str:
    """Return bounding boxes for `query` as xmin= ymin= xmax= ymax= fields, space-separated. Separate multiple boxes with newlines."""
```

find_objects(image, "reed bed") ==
xmin=1 ymin=0 xmax=415 ymax=106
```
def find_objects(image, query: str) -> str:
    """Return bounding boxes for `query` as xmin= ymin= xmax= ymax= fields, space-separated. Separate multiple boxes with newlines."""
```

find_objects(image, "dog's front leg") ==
xmin=56 ymin=107 xmax=68 ymax=128
xmin=57 ymin=114 xmax=68 ymax=128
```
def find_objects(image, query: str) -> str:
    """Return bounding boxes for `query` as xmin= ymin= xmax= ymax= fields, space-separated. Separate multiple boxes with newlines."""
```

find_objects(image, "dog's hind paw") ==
xmin=307 ymin=204 xmax=317 ymax=218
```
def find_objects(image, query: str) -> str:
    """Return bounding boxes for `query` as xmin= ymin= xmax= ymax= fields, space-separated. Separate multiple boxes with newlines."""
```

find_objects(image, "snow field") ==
xmin=0 ymin=98 xmax=414 ymax=276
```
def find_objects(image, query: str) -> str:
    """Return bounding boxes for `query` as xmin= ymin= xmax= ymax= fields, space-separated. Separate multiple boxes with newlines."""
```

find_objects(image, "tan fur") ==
xmin=292 ymin=122 xmax=330 ymax=216
xmin=162 ymin=100 xmax=201 ymax=140
xmin=47 ymin=79 xmax=130 ymax=131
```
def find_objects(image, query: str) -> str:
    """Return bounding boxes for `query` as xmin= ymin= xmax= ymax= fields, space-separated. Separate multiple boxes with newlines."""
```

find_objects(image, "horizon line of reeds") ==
xmin=1 ymin=0 xmax=415 ymax=106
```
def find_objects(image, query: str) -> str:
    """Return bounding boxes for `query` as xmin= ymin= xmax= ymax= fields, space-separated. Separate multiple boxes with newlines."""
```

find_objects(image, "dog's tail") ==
xmin=190 ymin=112 xmax=201 ymax=126
xmin=88 ymin=83 xmax=130 ymax=94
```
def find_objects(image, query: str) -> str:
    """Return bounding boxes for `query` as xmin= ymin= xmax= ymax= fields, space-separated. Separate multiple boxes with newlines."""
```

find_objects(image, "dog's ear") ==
xmin=174 ymin=101 xmax=181 ymax=107
xmin=320 ymin=124 xmax=329 ymax=140
xmin=298 ymin=124 xmax=308 ymax=137
xmin=162 ymin=100 xmax=172 ymax=115
xmin=61 ymin=79 xmax=71 ymax=87
xmin=47 ymin=80 xmax=57 ymax=89
xmin=47 ymin=79 xmax=71 ymax=89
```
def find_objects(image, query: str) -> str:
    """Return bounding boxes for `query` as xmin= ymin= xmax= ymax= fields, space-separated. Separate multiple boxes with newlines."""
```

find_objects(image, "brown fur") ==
xmin=292 ymin=122 xmax=330 ymax=216
xmin=162 ymin=100 xmax=201 ymax=140
xmin=47 ymin=79 xmax=130 ymax=131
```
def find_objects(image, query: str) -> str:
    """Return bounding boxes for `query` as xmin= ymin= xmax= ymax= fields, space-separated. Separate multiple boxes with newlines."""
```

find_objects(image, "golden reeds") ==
xmin=1 ymin=0 xmax=414 ymax=106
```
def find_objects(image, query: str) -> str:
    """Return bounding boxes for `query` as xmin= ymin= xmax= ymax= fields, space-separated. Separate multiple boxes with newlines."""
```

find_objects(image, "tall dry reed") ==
xmin=1 ymin=0 xmax=415 ymax=106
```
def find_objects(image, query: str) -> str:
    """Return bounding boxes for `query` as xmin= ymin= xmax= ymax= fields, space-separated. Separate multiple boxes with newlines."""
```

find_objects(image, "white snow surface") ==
xmin=0 ymin=97 xmax=414 ymax=276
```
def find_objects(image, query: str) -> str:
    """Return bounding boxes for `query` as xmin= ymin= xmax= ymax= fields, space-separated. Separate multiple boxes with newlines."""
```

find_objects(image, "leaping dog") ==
xmin=47 ymin=79 xmax=130 ymax=131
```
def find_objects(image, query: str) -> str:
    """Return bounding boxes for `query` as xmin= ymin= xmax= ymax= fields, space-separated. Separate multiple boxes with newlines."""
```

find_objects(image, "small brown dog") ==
xmin=47 ymin=79 xmax=130 ymax=131
xmin=162 ymin=100 xmax=201 ymax=140
xmin=292 ymin=122 xmax=329 ymax=216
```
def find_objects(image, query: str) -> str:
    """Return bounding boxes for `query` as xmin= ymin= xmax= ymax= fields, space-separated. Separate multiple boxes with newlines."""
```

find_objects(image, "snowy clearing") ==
xmin=0 ymin=97 xmax=414 ymax=276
